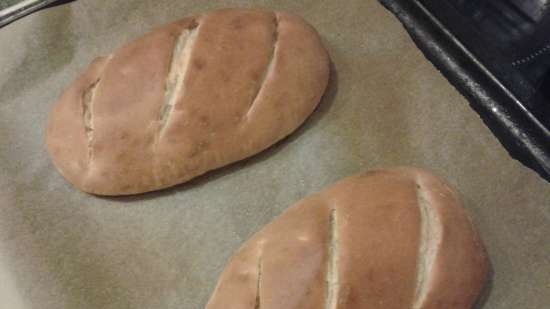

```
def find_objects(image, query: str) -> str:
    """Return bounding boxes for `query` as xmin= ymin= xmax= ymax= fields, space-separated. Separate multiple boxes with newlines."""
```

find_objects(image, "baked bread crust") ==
xmin=206 ymin=167 xmax=488 ymax=309
xmin=46 ymin=8 xmax=329 ymax=195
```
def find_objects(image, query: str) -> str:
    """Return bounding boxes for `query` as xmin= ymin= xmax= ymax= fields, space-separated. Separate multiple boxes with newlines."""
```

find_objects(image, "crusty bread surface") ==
xmin=205 ymin=167 xmax=488 ymax=309
xmin=46 ymin=8 xmax=330 ymax=195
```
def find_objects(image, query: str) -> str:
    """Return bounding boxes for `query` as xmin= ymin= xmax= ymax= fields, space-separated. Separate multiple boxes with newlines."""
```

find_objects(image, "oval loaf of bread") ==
xmin=46 ymin=8 xmax=329 ymax=195
xmin=206 ymin=167 xmax=488 ymax=309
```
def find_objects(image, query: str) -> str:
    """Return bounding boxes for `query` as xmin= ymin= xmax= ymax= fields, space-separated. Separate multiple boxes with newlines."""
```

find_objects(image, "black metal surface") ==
xmin=420 ymin=0 xmax=550 ymax=129
xmin=0 ymin=0 xmax=73 ymax=27
xmin=379 ymin=0 xmax=550 ymax=182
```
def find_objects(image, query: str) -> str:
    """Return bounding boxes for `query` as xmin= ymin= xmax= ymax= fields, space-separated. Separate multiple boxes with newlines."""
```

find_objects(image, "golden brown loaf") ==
xmin=206 ymin=167 xmax=488 ymax=309
xmin=46 ymin=8 xmax=329 ymax=195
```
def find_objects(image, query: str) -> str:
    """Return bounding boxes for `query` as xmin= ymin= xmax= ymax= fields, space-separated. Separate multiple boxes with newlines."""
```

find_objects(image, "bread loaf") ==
xmin=206 ymin=167 xmax=488 ymax=309
xmin=46 ymin=8 xmax=329 ymax=195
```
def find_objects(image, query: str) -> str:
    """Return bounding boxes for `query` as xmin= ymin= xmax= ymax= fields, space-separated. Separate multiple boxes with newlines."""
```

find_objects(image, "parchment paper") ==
xmin=0 ymin=1 xmax=549 ymax=308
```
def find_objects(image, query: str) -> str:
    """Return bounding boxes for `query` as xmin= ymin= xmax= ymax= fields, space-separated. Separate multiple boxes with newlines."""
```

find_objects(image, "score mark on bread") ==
xmin=46 ymin=8 xmax=329 ymax=195
xmin=160 ymin=22 xmax=198 ymax=132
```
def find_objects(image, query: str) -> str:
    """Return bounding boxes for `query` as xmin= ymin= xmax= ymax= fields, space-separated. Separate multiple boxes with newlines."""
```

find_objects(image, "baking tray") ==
xmin=0 ymin=1 xmax=549 ymax=309
xmin=0 ymin=0 xmax=65 ymax=27
xmin=379 ymin=0 xmax=550 ymax=182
